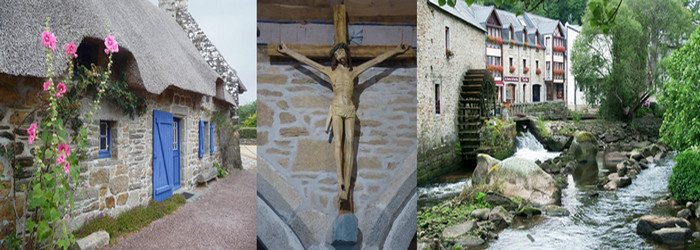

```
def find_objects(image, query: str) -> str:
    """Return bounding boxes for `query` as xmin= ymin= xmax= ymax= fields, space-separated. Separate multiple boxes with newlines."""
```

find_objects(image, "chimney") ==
xmin=158 ymin=0 xmax=189 ymax=18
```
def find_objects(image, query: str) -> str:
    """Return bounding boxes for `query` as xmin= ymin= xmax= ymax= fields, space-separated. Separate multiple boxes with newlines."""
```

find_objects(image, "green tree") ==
xmin=242 ymin=112 xmax=257 ymax=127
xmin=659 ymin=26 xmax=700 ymax=151
xmin=238 ymin=100 xmax=256 ymax=124
xmin=628 ymin=0 xmax=694 ymax=90
xmin=572 ymin=3 xmax=649 ymax=121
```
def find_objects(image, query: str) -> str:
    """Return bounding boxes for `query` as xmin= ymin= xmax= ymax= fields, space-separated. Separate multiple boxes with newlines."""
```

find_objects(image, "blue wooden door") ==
xmin=172 ymin=118 xmax=181 ymax=190
xmin=153 ymin=110 xmax=174 ymax=202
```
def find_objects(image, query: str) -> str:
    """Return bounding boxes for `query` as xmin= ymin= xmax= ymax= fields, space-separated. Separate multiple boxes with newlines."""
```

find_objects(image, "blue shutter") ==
xmin=153 ymin=110 xmax=174 ymax=201
xmin=199 ymin=120 xmax=204 ymax=158
xmin=210 ymin=122 xmax=214 ymax=155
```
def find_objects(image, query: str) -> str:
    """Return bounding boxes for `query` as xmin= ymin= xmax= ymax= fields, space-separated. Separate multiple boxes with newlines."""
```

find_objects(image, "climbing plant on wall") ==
xmin=16 ymin=19 xmax=119 ymax=249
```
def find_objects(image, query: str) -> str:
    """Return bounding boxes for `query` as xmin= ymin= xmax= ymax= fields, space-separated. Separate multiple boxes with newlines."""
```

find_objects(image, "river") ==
xmin=418 ymin=130 xmax=693 ymax=249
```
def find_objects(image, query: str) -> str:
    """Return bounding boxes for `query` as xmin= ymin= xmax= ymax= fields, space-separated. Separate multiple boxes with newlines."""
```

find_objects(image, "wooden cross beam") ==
xmin=267 ymin=4 xmax=415 ymax=59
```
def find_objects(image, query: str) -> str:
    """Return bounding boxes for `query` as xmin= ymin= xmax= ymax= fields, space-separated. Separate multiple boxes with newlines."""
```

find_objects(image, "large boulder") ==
xmin=474 ymin=154 xmax=561 ymax=207
xmin=637 ymin=215 xmax=690 ymax=236
xmin=569 ymin=131 xmax=598 ymax=162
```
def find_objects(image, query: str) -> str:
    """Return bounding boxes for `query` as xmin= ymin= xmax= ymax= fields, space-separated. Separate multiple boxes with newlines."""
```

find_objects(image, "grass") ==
xmin=73 ymin=194 xmax=187 ymax=245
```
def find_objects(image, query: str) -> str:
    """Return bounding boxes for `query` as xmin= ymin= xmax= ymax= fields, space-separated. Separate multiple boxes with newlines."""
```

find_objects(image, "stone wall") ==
xmin=0 ymin=73 xmax=230 ymax=239
xmin=256 ymin=42 xmax=417 ymax=248
xmin=417 ymin=0 xmax=485 ymax=183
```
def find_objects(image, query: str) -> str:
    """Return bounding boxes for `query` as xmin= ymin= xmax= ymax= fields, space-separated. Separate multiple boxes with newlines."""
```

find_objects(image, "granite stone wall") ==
xmin=417 ymin=0 xmax=485 ymax=183
xmin=0 ymin=73 xmax=230 ymax=239
xmin=256 ymin=43 xmax=417 ymax=249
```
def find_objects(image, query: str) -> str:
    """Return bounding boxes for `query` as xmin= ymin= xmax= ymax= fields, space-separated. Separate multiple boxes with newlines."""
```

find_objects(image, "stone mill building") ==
xmin=0 ymin=0 xmax=244 ymax=239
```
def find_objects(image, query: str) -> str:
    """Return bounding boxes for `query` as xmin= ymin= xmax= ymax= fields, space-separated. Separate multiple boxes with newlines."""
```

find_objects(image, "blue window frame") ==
xmin=99 ymin=121 xmax=111 ymax=158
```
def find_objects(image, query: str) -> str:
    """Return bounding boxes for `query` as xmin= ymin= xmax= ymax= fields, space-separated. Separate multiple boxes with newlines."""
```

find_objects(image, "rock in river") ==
xmin=651 ymin=227 xmax=691 ymax=245
xmin=570 ymin=131 xmax=598 ymax=163
xmin=474 ymin=154 xmax=561 ymax=207
xmin=636 ymin=215 xmax=690 ymax=236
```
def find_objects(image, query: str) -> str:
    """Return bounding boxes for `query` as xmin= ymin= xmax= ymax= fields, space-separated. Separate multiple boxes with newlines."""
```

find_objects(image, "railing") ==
xmin=501 ymin=100 xmax=568 ymax=120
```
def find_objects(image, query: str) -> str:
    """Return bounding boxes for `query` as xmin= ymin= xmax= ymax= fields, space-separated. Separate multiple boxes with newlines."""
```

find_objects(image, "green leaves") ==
xmin=659 ymin=25 xmax=700 ymax=151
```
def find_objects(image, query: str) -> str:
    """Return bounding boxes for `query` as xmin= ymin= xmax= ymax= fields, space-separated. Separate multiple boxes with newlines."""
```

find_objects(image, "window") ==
xmin=173 ymin=121 xmax=178 ymax=150
xmin=536 ymin=60 xmax=539 ymax=70
xmin=533 ymin=85 xmax=541 ymax=102
xmin=435 ymin=84 xmax=440 ymax=114
xmin=99 ymin=121 xmax=111 ymax=159
xmin=445 ymin=27 xmax=450 ymax=50
xmin=509 ymin=57 xmax=513 ymax=67
xmin=204 ymin=121 xmax=210 ymax=154
xmin=523 ymin=59 xmax=527 ymax=69
xmin=546 ymin=37 xmax=551 ymax=55
xmin=509 ymin=27 xmax=514 ymax=40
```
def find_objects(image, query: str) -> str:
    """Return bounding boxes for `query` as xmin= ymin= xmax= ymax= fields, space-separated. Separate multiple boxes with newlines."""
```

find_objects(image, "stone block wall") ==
xmin=0 ymin=73 xmax=229 ymax=239
xmin=417 ymin=0 xmax=485 ymax=183
xmin=256 ymin=43 xmax=417 ymax=249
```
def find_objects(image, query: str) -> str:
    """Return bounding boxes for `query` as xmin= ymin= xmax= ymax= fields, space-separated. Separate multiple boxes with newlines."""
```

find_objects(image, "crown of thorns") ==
xmin=330 ymin=43 xmax=349 ymax=58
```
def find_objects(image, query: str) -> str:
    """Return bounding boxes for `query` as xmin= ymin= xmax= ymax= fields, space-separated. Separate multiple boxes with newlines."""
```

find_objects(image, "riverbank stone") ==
xmin=470 ymin=208 xmax=490 ymax=220
xmin=604 ymin=151 xmax=627 ymax=168
xmin=453 ymin=235 xmax=485 ymax=247
xmin=484 ymin=192 xmax=518 ymax=211
xmin=637 ymin=215 xmax=690 ymax=236
xmin=488 ymin=206 xmax=512 ymax=226
xmin=474 ymin=154 xmax=561 ymax=207
xmin=442 ymin=220 xmax=476 ymax=238
xmin=651 ymin=227 xmax=691 ymax=245
xmin=543 ymin=205 xmax=570 ymax=217
xmin=677 ymin=208 xmax=692 ymax=220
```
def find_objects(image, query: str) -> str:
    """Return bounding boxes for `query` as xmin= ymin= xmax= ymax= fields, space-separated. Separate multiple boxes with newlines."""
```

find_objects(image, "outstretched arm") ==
xmin=352 ymin=43 xmax=409 ymax=78
xmin=278 ymin=42 xmax=331 ymax=76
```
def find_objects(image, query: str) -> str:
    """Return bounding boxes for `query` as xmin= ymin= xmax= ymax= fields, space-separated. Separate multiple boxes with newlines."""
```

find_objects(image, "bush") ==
xmin=214 ymin=162 xmax=227 ymax=178
xmin=668 ymin=149 xmax=700 ymax=203
xmin=240 ymin=127 xmax=256 ymax=139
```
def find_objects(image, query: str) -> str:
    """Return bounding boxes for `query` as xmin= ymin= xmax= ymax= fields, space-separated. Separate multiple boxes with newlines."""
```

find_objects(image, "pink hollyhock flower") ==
xmin=56 ymin=154 xmax=66 ymax=165
xmin=65 ymin=43 xmax=78 ymax=58
xmin=66 ymin=215 xmax=70 ymax=220
xmin=56 ymin=82 xmax=67 ymax=98
xmin=27 ymin=123 xmax=38 ymax=144
xmin=85 ymin=184 xmax=88 ymax=189
xmin=63 ymin=161 xmax=70 ymax=174
xmin=41 ymin=31 xmax=56 ymax=52
xmin=104 ymin=35 xmax=119 ymax=54
xmin=43 ymin=80 xmax=52 ymax=91
xmin=58 ymin=143 xmax=71 ymax=157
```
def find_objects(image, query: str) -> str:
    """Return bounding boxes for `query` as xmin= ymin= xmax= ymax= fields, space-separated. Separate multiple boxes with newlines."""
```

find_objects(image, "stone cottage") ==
xmin=0 ymin=0 xmax=241 ymax=239
xmin=417 ymin=0 xmax=486 ymax=183
xmin=256 ymin=0 xmax=417 ymax=249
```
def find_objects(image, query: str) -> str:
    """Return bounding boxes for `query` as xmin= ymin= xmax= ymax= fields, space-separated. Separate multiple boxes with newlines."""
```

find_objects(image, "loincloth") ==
xmin=325 ymin=104 xmax=356 ymax=133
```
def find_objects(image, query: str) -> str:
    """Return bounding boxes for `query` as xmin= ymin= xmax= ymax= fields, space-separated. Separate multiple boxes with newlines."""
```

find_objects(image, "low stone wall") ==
xmin=417 ymin=140 xmax=460 ymax=185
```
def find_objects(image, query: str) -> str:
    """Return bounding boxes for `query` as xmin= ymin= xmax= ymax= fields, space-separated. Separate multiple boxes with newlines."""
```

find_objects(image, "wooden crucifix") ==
xmin=271 ymin=4 xmax=414 ymax=214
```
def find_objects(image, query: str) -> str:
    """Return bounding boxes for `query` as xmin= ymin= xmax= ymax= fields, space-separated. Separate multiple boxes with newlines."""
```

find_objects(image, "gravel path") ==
xmin=109 ymin=155 xmax=257 ymax=249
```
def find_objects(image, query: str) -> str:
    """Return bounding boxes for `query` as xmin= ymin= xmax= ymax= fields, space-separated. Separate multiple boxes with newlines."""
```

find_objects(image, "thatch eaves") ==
xmin=0 ymin=0 xmax=222 ymax=100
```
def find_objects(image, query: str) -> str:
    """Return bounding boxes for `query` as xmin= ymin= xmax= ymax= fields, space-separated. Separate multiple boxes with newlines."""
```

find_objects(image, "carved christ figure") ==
xmin=278 ymin=42 xmax=408 ymax=205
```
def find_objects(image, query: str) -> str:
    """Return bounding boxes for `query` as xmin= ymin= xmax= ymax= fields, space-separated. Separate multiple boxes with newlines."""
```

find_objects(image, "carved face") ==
xmin=334 ymin=49 xmax=347 ymax=64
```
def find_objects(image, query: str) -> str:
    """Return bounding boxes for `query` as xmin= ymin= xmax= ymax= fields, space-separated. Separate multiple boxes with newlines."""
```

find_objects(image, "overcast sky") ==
xmin=149 ymin=0 xmax=256 ymax=106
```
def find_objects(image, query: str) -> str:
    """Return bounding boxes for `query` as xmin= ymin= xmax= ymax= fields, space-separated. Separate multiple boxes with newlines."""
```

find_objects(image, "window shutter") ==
xmin=209 ymin=122 xmax=214 ymax=155
xmin=199 ymin=120 xmax=204 ymax=158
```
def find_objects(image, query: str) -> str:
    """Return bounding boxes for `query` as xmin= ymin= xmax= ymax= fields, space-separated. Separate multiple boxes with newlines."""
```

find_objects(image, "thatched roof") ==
xmin=0 ymin=0 xmax=232 ymax=104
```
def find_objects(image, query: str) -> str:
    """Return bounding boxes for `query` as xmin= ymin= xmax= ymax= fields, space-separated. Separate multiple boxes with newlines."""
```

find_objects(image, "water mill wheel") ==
xmin=457 ymin=69 xmax=497 ymax=161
